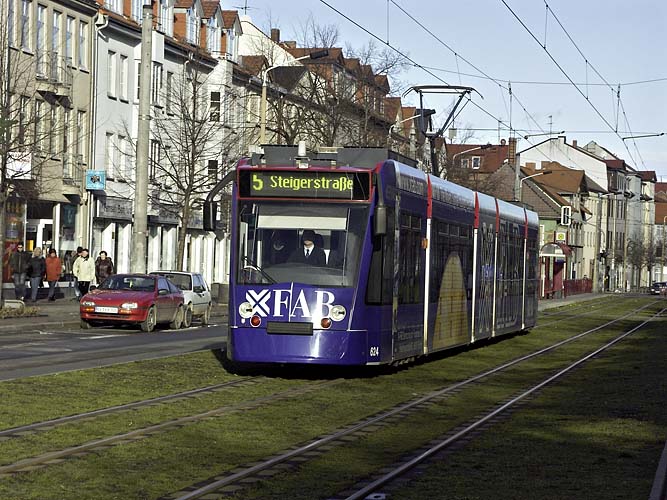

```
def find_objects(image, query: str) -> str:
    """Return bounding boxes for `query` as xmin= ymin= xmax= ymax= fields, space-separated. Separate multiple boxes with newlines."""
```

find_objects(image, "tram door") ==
xmin=392 ymin=203 xmax=426 ymax=360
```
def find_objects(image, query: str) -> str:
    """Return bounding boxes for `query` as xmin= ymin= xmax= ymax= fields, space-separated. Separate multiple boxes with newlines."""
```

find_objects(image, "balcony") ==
xmin=35 ymin=52 xmax=73 ymax=103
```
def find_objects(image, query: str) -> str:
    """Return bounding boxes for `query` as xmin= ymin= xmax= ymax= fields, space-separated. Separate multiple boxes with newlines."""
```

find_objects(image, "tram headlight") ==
xmin=331 ymin=305 xmax=346 ymax=321
xmin=239 ymin=301 xmax=254 ymax=319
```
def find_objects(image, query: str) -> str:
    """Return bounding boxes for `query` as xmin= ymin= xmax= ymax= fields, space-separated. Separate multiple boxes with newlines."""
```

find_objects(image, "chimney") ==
xmin=508 ymin=137 xmax=517 ymax=167
xmin=572 ymin=139 xmax=578 ymax=148
xmin=271 ymin=28 xmax=280 ymax=42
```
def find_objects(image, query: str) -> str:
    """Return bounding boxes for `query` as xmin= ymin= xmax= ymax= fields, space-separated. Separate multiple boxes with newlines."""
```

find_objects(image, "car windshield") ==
xmin=236 ymin=201 xmax=369 ymax=287
xmin=152 ymin=273 xmax=192 ymax=291
xmin=100 ymin=276 xmax=155 ymax=292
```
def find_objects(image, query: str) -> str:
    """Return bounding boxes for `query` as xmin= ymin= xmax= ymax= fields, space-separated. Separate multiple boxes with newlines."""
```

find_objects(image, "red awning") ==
xmin=540 ymin=242 xmax=572 ymax=258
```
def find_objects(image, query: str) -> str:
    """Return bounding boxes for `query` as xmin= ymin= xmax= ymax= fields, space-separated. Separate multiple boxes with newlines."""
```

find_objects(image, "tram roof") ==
xmin=247 ymin=145 xmax=418 ymax=170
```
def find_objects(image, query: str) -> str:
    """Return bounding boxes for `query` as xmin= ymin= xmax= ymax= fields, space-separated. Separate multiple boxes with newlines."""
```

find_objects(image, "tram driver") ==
xmin=288 ymin=230 xmax=327 ymax=266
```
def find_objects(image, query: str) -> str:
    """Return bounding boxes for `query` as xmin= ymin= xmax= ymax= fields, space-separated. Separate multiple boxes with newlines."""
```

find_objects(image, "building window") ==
xmin=119 ymin=55 xmax=128 ymax=100
xmin=461 ymin=158 xmax=469 ymax=169
xmin=208 ymin=159 xmax=218 ymax=184
xmin=186 ymin=7 xmax=199 ymax=44
xmin=207 ymin=18 xmax=220 ymax=54
xmin=131 ymin=0 xmax=141 ymax=23
xmin=34 ymin=100 xmax=45 ymax=153
xmin=105 ymin=132 xmax=115 ymax=178
xmin=49 ymin=104 xmax=59 ymax=154
xmin=51 ymin=11 xmax=61 ymax=81
xmin=105 ymin=0 xmax=121 ymax=15
xmin=18 ymin=96 xmax=29 ymax=146
xmin=117 ymin=135 xmax=128 ymax=179
xmin=472 ymin=156 xmax=481 ymax=169
xmin=76 ymin=110 xmax=86 ymax=164
xmin=158 ymin=0 xmax=173 ymax=35
xmin=8 ymin=0 xmax=15 ymax=47
xmin=151 ymin=62 xmax=163 ymax=106
xmin=165 ymin=71 xmax=173 ymax=114
xmin=65 ymin=16 xmax=74 ymax=66
xmin=20 ymin=0 xmax=31 ymax=51
xmin=135 ymin=60 xmax=141 ymax=102
xmin=107 ymin=51 xmax=117 ymax=97
xmin=62 ymin=108 xmax=71 ymax=177
xmin=210 ymin=91 xmax=220 ymax=122
xmin=36 ymin=5 xmax=46 ymax=75
xmin=149 ymin=140 xmax=161 ymax=180
xmin=78 ymin=21 xmax=88 ymax=69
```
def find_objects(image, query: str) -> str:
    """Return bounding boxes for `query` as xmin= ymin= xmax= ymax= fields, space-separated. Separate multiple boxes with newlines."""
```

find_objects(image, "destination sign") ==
xmin=238 ymin=170 xmax=370 ymax=200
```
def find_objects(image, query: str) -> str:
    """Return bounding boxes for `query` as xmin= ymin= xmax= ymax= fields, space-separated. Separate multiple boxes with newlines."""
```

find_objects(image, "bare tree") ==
xmin=121 ymin=55 xmax=245 ymax=269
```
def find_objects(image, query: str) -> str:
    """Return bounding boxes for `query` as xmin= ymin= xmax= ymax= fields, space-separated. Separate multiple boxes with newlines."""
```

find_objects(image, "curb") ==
xmin=0 ymin=313 xmax=228 ymax=333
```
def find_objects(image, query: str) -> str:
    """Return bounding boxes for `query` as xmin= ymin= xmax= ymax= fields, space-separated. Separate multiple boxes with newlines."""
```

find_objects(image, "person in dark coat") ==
xmin=45 ymin=248 xmax=62 ymax=301
xmin=26 ymin=247 xmax=46 ymax=302
xmin=288 ymin=230 xmax=327 ymax=266
xmin=8 ymin=242 xmax=29 ymax=300
xmin=95 ymin=251 xmax=114 ymax=285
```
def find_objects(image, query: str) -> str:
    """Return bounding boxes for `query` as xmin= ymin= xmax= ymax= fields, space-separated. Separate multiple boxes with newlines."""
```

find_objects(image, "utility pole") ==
xmin=131 ymin=1 xmax=153 ymax=273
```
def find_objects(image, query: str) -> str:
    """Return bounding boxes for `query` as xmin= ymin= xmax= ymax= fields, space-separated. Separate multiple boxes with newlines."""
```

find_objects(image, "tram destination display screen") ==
xmin=238 ymin=170 xmax=370 ymax=200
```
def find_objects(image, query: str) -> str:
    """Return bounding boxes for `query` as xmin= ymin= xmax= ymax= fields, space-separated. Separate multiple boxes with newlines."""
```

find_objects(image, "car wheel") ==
xmin=141 ymin=306 xmax=157 ymax=332
xmin=170 ymin=305 xmax=184 ymax=330
xmin=80 ymin=319 xmax=92 ymax=329
xmin=201 ymin=303 xmax=212 ymax=326
xmin=182 ymin=305 xmax=193 ymax=328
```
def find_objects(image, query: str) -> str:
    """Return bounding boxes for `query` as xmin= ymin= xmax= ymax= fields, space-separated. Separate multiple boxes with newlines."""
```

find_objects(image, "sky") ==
xmin=233 ymin=0 xmax=667 ymax=180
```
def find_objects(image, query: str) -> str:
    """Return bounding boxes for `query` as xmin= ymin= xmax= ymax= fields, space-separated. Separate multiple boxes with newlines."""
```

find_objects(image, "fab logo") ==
xmin=242 ymin=287 xmax=337 ymax=324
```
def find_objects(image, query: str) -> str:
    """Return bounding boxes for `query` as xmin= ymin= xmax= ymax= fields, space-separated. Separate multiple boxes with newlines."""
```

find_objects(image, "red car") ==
xmin=80 ymin=274 xmax=185 ymax=332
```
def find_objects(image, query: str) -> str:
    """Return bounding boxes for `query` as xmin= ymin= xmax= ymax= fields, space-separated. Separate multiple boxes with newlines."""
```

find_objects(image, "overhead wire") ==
xmin=501 ymin=0 xmax=645 ymax=169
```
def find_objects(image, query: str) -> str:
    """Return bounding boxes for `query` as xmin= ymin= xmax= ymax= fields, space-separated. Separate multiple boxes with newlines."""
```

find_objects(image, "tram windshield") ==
xmin=236 ymin=201 xmax=369 ymax=287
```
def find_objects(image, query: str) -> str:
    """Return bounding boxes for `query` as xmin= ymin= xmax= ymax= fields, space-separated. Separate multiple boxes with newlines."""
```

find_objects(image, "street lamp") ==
xmin=387 ymin=110 xmax=435 ymax=146
xmin=621 ymin=132 xmax=664 ymax=141
xmin=451 ymin=144 xmax=492 ymax=167
xmin=518 ymin=170 xmax=553 ymax=203
xmin=259 ymin=50 xmax=328 ymax=144
xmin=523 ymin=130 xmax=565 ymax=140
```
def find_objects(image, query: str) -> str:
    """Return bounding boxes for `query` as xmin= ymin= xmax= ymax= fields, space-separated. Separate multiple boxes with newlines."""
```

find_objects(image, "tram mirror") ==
xmin=374 ymin=205 xmax=387 ymax=236
xmin=203 ymin=201 xmax=217 ymax=231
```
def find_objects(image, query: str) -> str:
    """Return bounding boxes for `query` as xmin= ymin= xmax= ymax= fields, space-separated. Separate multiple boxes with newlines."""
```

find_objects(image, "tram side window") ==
xmin=366 ymin=208 xmax=395 ymax=305
xmin=398 ymin=213 xmax=422 ymax=304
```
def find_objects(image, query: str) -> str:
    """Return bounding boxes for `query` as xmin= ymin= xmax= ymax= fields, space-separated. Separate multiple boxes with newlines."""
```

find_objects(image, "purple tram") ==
xmin=220 ymin=146 xmax=539 ymax=366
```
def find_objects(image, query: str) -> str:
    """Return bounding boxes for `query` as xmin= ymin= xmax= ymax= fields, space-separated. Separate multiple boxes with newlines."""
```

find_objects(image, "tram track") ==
xmin=0 ymin=377 xmax=263 ymax=440
xmin=0 ymin=378 xmax=343 ymax=477
xmin=159 ymin=300 xmax=662 ymax=500
xmin=334 ymin=306 xmax=667 ymax=500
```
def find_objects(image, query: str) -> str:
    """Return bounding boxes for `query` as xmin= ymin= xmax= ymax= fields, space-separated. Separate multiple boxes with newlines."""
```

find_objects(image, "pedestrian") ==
xmin=95 ymin=251 xmax=114 ymax=285
xmin=8 ymin=242 xmax=29 ymax=300
xmin=71 ymin=246 xmax=83 ymax=300
xmin=45 ymin=248 xmax=62 ymax=301
xmin=26 ymin=247 xmax=46 ymax=303
xmin=72 ymin=248 xmax=95 ymax=298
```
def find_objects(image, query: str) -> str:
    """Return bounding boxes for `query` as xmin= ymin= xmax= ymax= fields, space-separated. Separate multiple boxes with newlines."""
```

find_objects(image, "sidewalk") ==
xmin=537 ymin=292 xmax=608 ymax=312
xmin=0 ymin=294 xmax=228 ymax=332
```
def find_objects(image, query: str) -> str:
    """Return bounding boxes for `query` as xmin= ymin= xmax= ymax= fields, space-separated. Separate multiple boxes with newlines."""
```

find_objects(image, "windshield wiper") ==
xmin=242 ymin=255 xmax=277 ymax=284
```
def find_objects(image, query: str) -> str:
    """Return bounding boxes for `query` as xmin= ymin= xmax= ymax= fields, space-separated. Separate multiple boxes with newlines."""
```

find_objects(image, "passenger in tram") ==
xmin=268 ymin=230 xmax=291 ymax=265
xmin=288 ymin=230 xmax=326 ymax=266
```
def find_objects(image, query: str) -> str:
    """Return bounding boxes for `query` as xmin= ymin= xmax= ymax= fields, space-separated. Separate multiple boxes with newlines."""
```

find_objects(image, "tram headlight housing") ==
xmin=239 ymin=301 xmax=254 ymax=319
xmin=331 ymin=305 xmax=346 ymax=321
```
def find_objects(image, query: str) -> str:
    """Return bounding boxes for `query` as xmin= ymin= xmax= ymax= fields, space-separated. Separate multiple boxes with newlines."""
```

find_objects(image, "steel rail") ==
xmin=343 ymin=307 xmax=666 ymax=500
xmin=171 ymin=301 xmax=659 ymax=500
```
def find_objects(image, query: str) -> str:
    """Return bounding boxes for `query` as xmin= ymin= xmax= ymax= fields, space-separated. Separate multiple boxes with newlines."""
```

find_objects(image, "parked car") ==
xmin=651 ymin=281 xmax=667 ymax=295
xmin=150 ymin=271 xmax=212 ymax=327
xmin=80 ymin=274 xmax=185 ymax=332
